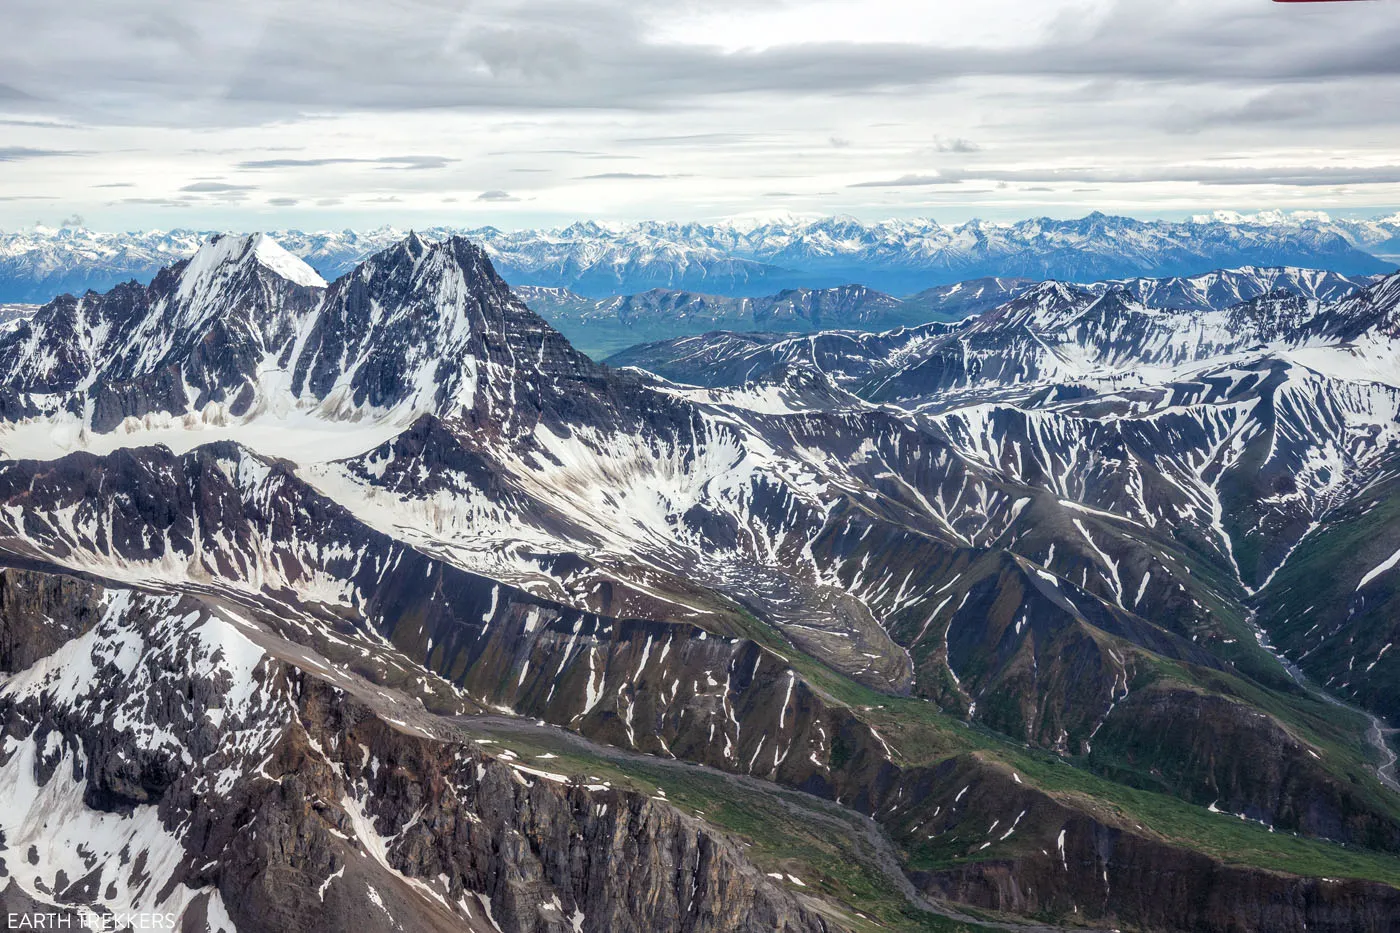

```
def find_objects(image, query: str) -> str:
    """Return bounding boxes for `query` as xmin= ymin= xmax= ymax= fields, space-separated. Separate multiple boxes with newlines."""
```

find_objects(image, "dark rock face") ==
xmin=0 ymin=565 xmax=104 ymax=671
xmin=235 ymin=678 xmax=832 ymax=933
xmin=0 ymin=565 xmax=834 ymax=933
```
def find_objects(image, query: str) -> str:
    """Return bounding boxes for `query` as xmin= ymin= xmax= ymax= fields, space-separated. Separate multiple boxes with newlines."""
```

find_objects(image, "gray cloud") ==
xmin=237 ymin=155 xmax=457 ymax=170
xmin=0 ymin=1 xmax=1392 ymax=147
xmin=180 ymin=181 xmax=255 ymax=192
xmin=935 ymin=137 xmax=980 ymax=153
xmin=852 ymin=165 xmax=1400 ymax=188
xmin=8 ymin=1 xmax=1391 ymax=122
xmin=0 ymin=118 xmax=78 ymax=129
xmin=0 ymin=146 xmax=83 ymax=161
xmin=237 ymin=158 xmax=354 ymax=168
xmin=2 ymin=0 xmax=1399 ymax=226
xmin=575 ymin=172 xmax=683 ymax=180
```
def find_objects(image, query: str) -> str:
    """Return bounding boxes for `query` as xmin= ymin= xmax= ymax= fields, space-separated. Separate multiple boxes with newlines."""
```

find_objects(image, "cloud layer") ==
xmin=0 ymin=0 xmax=1397 ymax=228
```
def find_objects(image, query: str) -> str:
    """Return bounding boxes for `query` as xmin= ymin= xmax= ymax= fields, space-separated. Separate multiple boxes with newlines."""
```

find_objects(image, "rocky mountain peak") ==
xmin=1322 ymin=268 xmax=1400 ymax=341
xmin=977 ymin=279 xmax=1094 ymax=332
xmin=179 ymin=232 xmax=327 ymax=296
xmin=0 ymin=232 xmax=330 ymax=430
xmin=0 ymin=232 xmax=582 ymax=438
xmin=290 ymin=233 xmax=604 ymax=428
xmin=401 ymin=229 xmax=430 ymax=260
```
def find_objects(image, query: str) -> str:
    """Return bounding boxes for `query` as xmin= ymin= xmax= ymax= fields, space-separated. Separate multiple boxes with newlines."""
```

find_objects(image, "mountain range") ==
xmin=2 ymin=211 xmax=1398 ymax=305
xmin=520 ymin=266 xmax=1379 ymax=357
xmin=513 ymin=281 xmax=1025 ymax=357
xmin=2 ymin=232 xmax=1400 ymax=932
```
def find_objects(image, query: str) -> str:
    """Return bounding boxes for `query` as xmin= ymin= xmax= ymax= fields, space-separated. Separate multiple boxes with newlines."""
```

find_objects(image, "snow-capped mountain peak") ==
xmin=250 ymin=232 xmax=327 ymax=288
xmin=0 ymin=233 xmax=606 ymax=462
xmin=976 ymin=280 xmax=1095 ymax=331
xmin=291 ymin=233 xmax=594 ymax=427
xmin=180 ymin=231 xmax=325 ymax=291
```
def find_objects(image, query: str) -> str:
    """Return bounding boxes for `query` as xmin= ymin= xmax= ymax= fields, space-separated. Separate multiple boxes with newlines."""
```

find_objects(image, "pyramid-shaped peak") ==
xmin=180 ymin=233 xmax=326 ymax=297
xmin=364 ymin=232 xmax=504 ymax=288
xmin=248 ymin=233 xmax=327 ymax=288
xmin=1016 ymin=280 xmax=1091 ymax=307
xmin=402 ymin=230 xmax=429 ymax=259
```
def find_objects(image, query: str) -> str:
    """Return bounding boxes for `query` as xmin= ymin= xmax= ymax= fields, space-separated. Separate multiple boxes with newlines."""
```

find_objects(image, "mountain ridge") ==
xmin=3 ymin=231 xmax=1400 ymax=932
xmin=1 ymin=212 xmax=1395 ymax=304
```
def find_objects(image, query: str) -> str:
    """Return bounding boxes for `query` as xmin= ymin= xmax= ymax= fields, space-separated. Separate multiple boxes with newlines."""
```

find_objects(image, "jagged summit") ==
xmin=292 ymin=232 xmax=600 ymax=425
xmin=0 ymin=231 xmax=329 ymax=435
xmin=182 ymin=232 xmax=328 ymax=293
xmin=0 ymin=231 xmax=612 ymax=459
xmin=973 ymin=279 xmax=1094 ymax=331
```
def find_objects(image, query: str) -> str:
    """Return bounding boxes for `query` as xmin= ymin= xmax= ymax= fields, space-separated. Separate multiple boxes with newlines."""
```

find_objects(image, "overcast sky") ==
xmin=2 ymin=0 xmax=1399 ymax=231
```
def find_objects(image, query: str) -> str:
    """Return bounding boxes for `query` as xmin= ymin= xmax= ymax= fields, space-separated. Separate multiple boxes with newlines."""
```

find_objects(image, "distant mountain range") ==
xmin=520 ymin=266 xmax=1375 ymax=357
xmin=0 ymin=245 xmax=1378 ymax=359
xmin=0 ymin=303 xmax=35 ymax=331
xmin=1 ymin=211 xmax=1397 ymax=304
xmin=514 ymin=279 xmax=1032 ymax=357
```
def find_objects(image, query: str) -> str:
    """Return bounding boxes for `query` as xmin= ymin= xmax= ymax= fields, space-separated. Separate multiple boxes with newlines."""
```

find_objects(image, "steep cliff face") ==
xmin=0 ymin=565 xmax=837 ymax=933
xmin=269 ymin=678 xmax=832 ymax=933
xmin=0 ymin=565 xmax=105 ymax=670
xmin=10 ymin=559 xmax=1394 ymax=933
